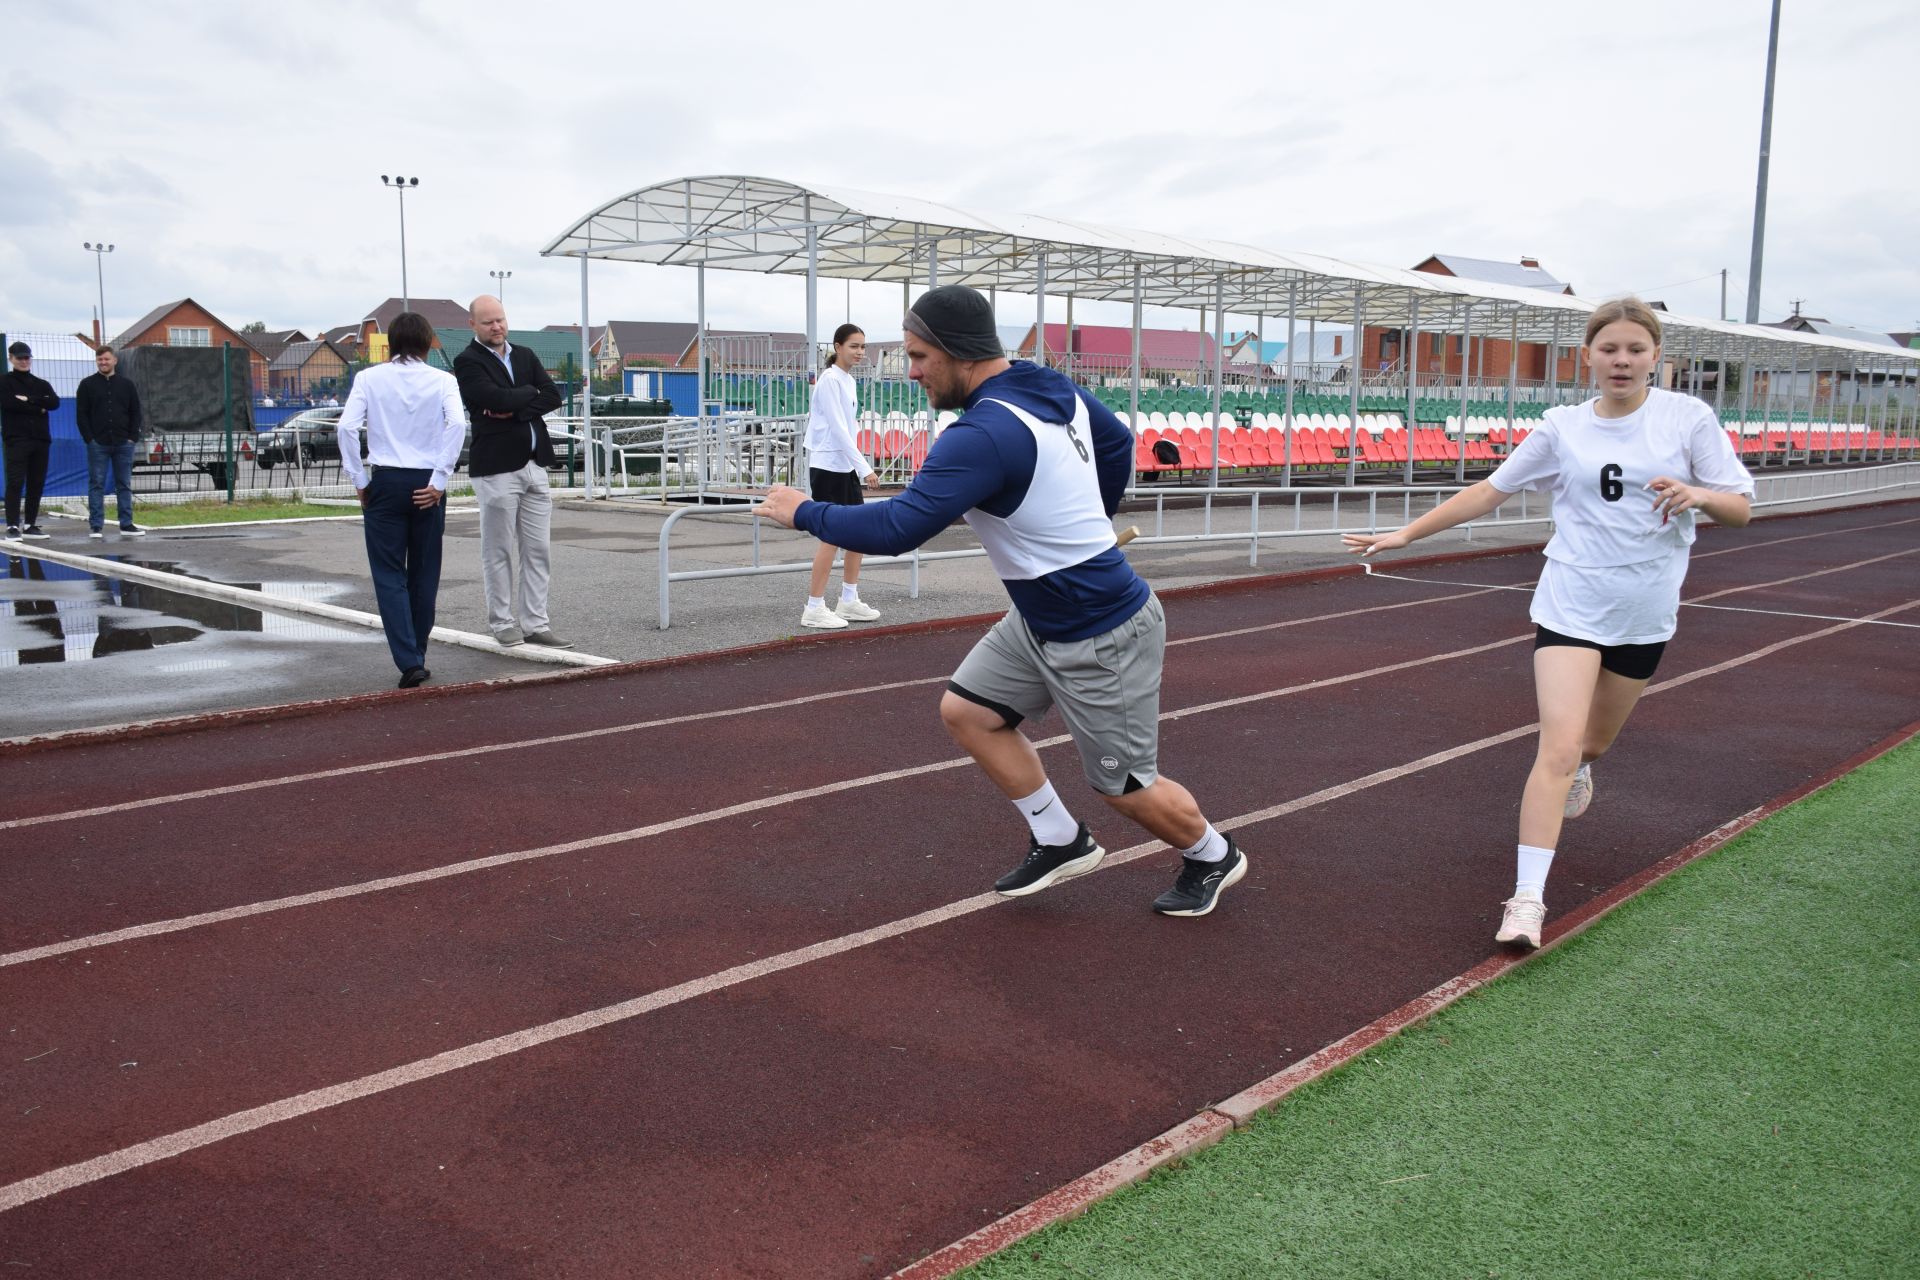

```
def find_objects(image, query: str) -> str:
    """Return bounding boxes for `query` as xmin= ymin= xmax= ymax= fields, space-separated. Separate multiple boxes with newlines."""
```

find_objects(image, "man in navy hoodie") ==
xmin=755 ymin=286 xmax=1247 ymax=918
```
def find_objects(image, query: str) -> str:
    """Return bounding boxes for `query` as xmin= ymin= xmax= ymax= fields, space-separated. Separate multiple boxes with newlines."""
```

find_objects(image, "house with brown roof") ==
xmin=268 ymin=339 xmax=351 ymax=399
xmin=358 ymin=297 xmax=472 ymax=348
xmin=111 ymin=298 xmax=268 ymax=390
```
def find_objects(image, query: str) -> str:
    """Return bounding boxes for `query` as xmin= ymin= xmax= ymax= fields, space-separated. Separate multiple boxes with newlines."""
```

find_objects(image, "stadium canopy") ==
xmin=541 ymin=174 xmax=1918 ymax=372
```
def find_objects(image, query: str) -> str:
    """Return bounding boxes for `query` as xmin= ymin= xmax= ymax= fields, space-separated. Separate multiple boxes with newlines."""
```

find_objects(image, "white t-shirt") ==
xmin=1488 ymin=388 xmax=1755 ymax=645
xmin=803 ymin=364 xmax=872 ymax=477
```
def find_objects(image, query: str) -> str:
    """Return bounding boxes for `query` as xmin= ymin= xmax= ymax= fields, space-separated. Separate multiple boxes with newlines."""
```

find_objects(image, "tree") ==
xmin=241 ymin=321 xmax=268 ymax=334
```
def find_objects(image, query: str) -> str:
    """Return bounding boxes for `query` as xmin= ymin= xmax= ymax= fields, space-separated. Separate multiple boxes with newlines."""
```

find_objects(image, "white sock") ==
xmin=1515 ymin=844 xmax=1554 ymax=900
xmin=1014 ymin=781 xmax=1079 ymax=847
xmin=806 ymin=595 xmax=826 ymax=611
xmin=1181 ymin=824 xmax=1229 ymax=864
xmin=840 ymin=583 xmax=860 ymax=603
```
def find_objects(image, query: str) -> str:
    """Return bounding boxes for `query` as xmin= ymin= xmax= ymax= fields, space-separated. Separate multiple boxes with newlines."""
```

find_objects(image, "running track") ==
xmin=2 ymin=501 xmax=1916 ymax=1278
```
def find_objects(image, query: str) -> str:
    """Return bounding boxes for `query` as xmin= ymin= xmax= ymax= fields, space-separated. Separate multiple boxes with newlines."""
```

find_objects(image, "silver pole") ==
xmin=1745 ymin=0 xmax=1783 ymax=323
xmin=398 ymin=185 xmax=409 ymax=312
xmin=1404 ymin=292 xmax=1419 ymax=485
xmin=1714 ymin=337 xmax=1728 ymax=420
xmin=696 ymin=262 xmax=707 ymax=494
xmin=1456 ymin=303 xmax=1473 ymax=483
xmin=1283 ymin=281 xmax=1298 ymax=487
xmin=928 ymin=240 xmax=939 ymax=288
xmin=1130 ymin=265 xmax=1142 ymax=428
xmin=1210 ymin=280 xmax=1225 ymax=490
xmin=1821 ymin=356 xmax=1836 ymax=465
xmin=1035 ymin=252 xmax=1048 ymax=369
xmin=1346 ymin=281 xmax=1362 ymax=486
xmin=806 ymin=226 xmax=818 ymax=372
xmin=579 ymin=248 xmax=593 ymax=498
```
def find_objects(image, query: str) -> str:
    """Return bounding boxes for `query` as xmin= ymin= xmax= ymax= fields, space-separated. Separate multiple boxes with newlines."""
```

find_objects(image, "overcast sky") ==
xmin=4 ymin=0 xmax=1914 ymax=349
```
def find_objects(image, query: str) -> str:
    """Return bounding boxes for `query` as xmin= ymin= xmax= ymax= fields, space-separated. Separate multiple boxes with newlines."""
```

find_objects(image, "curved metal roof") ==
xmin=541 ymin=176 xmax=1916 ymax=370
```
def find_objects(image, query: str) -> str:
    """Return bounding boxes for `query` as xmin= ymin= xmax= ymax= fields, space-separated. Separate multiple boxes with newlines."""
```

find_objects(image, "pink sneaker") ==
xmin=1495 ymin=894 xmax=1546 ymax=949
xmin=1564 ymin=763 xmax=1594 ymax=819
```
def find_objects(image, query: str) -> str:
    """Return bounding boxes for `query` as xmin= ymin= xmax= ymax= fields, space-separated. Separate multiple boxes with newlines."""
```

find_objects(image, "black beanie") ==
xmin=903 ymin=285 xmax=1002 ymax=362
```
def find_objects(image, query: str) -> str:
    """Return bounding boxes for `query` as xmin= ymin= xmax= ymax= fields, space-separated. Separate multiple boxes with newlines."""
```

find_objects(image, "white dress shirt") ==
xmin=337 ymin=357 xmax=467 ymax=491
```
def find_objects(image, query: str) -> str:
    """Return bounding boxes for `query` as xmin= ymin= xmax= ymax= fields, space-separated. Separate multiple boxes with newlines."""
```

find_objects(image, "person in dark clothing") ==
xmin=2 ymin=341 xmax=60 ymax=539
xmin=74 ymin=346 xmax=145 ymax=538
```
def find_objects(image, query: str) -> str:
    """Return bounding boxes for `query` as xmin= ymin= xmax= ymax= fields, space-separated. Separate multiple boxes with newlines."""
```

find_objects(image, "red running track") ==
xmin=1 ymin=501 xmax=1916 ymax=1278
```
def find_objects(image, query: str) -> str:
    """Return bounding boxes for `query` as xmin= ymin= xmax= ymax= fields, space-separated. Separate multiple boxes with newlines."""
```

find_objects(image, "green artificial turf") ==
xmin=965 ymin=739 xmax=1920 ymax=1280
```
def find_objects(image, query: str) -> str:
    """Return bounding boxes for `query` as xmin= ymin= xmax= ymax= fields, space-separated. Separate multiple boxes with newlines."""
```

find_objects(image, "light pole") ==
xmin=380 ymin=175 xmax=420 ymax=311
xmin=83 ymin=241 xmax=114 ymax=342
xmin=489 ymin=269 xmax=511 ymax=307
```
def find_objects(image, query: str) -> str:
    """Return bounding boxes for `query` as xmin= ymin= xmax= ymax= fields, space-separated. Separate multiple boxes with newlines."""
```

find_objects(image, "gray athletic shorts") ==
xmin=947 ymin=593 xmax=1165 ymax=796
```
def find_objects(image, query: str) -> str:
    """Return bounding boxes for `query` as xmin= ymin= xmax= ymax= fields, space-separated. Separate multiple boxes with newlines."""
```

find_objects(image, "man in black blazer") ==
xmin=453 ymin=295 xmax=568 ymax=648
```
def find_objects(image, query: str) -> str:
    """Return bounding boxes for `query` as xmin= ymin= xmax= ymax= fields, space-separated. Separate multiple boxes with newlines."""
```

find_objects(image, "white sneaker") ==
xmin=1495 ymin=894 xmax=1547 ymax=949
xmin=834 ymin=597 xmax=881 ymax=622
xmin=800 ymin=603 xmax=849 ymax=630
xmin=1564 ymin=763 xmax=1594 ymax=819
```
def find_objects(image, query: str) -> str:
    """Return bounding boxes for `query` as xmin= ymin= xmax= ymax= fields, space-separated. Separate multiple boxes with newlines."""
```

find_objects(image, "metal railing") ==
xmin=652 ymin=462 xmax=1920 ymax=629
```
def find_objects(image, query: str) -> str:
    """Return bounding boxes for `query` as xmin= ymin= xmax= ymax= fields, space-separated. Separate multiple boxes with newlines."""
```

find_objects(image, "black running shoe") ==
xmin=21 ymin=525 xmax=49 ymax=540
xmin=994 ymin=821 xmax=1105 ymax=897
xmin=1152 ymin=838 xmax=1247 ymax=917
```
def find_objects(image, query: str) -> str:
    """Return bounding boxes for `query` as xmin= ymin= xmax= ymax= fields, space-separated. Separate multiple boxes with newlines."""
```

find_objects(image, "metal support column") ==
xmin=580 ymin=248 xmax=595 ymax=498
xmin=1345 ymin=281 xmax=1362 ymax=486
xmin=1403 ymin=293 xmax=1419 ymax=485
xmin=1282 ymin=281 xmax=1298 ymax=487
xmin=1035 ymin=252 xmax=1048 ymax=369
xmin=1210 ymin=280 xmax=1225 ymax=489
xmin=1129 ymin=265 xmax=1142 ymax=428
xmin=1455 ymin=304 xmax=1473 ymax=483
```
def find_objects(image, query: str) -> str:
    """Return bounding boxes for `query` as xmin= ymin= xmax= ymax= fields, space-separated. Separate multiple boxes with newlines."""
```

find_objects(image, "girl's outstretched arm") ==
xmin=1341 ymin=480 xmax=1512 ymax=557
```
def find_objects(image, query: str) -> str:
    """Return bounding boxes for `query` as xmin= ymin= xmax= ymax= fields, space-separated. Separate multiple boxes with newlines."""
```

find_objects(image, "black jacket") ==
xmin=452 ymin=341 xmax=564 ymax=478
xmin=0 ymin=370 xmax=60 ymax=442
xmin=75 ymin=372 xmax=144 ymax=446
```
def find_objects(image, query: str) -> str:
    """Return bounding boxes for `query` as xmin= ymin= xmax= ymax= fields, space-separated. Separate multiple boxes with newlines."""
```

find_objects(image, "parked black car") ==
xmin=256 ymin=408 xmax=472 ymax=472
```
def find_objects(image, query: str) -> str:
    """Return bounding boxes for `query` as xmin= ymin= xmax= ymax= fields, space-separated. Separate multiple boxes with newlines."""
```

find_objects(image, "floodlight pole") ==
xmin=489 ymin=269 xmax=511 ymax=306
xmin=84 ymin=241 xmax=114 ymax=342
xmin=1745 ymin=0 xmax=1782 ymax=323
xmin=380 ymin=175 xmax=419 ymax=311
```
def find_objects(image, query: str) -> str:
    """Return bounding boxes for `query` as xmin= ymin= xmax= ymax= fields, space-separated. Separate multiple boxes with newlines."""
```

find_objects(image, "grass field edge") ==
xmin=891 ymin=715 xmax=1920 ymax=1280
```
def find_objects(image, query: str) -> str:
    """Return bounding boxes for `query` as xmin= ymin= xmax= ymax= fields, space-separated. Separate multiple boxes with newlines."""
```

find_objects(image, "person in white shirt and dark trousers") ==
xmin=338 ymin=312 xmax=467 ymax=689
xmin=453 ymin=295 xmax=570 ymax=649
xmin=799 ymin=323 xmax=880 ymax=629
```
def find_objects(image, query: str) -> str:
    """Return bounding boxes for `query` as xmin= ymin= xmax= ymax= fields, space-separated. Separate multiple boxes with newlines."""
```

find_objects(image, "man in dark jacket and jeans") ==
xmin=74 ymin=345 xmax=145 ymax=538
xmin=2 ymin=341 xmax=60 ymax=539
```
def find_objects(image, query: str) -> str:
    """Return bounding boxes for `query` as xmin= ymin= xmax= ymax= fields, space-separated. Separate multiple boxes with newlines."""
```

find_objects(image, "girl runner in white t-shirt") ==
xmin=799 ymin=323 xmax=881 ymax=629
xmin=1342 ymin=298 xmax=1755 ymax=949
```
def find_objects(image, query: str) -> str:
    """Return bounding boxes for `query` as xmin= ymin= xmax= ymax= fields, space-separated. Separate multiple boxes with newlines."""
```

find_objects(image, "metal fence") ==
xmin=651 ymin=460 xmax=1920 ymax=628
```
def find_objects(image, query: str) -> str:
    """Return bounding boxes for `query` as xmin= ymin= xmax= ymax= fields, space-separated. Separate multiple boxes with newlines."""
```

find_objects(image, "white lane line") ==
xmin=0 ymin=631 xmax=1533 ymax=969
xmin=2 ymin=543 xmax=616 ymax=668
xmin=2 ymin=587 xmax=1504 ymax=832
xmin=1690 ymin=514 xmax=1920 ymax=559
xmin=1365 ymin=546 xmax=1919 ymax=614
xmin=0 ymin=676 xmax=950 ymax=832
xmin=1680 ymin=603 xmax=1920 ymax=629
xmin=7 ymin=595 xmax=1913 ymax=1216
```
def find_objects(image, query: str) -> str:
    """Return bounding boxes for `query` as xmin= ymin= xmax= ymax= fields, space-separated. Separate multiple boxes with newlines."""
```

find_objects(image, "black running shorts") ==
xmin=1533 ymin=625 xmax=1666 ymax=681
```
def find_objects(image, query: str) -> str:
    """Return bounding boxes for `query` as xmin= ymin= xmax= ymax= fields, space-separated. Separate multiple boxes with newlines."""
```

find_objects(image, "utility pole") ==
xmin=1744 ymin=0 xmax=1782 ymax=324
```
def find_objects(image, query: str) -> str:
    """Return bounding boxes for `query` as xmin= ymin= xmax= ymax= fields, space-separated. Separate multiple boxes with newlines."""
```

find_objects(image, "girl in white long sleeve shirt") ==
xmin=799 ymin=324 xmax=880 ymax=629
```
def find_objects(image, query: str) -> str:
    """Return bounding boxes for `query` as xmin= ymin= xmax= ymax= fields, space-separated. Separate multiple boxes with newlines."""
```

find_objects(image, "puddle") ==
xmin=1 ymin=554 xmax=371 ymax=666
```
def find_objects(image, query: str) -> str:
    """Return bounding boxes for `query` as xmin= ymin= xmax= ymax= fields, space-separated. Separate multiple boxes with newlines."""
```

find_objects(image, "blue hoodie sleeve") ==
xmin=1085 ymin=396 xmax=1133 ymax=516
xmin=793 ymin=422 xmax=1009 ymax=555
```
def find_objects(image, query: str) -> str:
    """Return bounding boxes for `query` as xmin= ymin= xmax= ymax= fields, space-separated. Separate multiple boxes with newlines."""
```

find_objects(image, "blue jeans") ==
xmin=360 ymin=467 xmax=445 ymax=673
xmin=86 ymin=441 xmax=137 ymax=531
